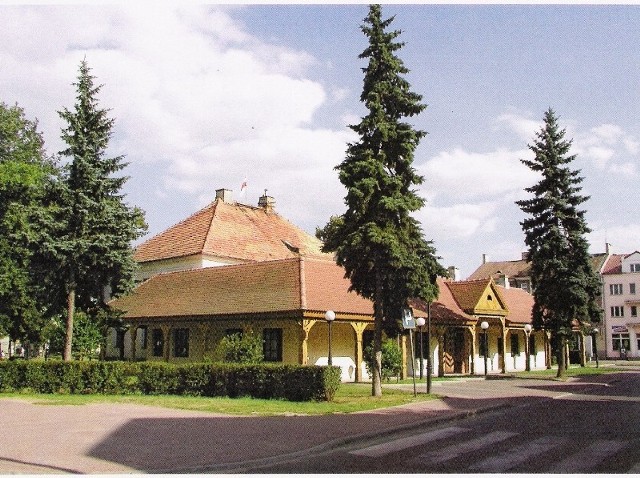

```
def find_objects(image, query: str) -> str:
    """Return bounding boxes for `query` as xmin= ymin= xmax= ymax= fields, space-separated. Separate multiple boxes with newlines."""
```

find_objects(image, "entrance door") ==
xmin=444 ymin=328 xmax=466 ymax=374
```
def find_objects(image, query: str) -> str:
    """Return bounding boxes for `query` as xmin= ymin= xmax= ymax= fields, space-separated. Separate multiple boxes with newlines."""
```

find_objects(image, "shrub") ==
xmin=217 ymin=332 xmax=264 ymax=364
xmin=0 ymin=360 xmax=340 ymax=401
xmin=364 ymin=338 xmax=403 ymax=381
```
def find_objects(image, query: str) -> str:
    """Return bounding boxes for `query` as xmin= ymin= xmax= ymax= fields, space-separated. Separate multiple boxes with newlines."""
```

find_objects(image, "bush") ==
xmin=364 ymin=338 xmax=403 ymax=381
xmin=217 ymin=332 xmax=264 ymax=364
xmin=0 ymin=360 xmax=340 ymax=401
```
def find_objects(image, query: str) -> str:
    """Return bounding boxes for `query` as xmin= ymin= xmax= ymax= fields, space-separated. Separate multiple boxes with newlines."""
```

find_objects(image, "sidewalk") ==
xmin=0 ymin=373 xmax=625 ymax=474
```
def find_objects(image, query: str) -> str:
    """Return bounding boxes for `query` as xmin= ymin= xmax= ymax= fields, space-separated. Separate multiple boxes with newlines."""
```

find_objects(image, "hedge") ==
xmin=0 ymin=360 xmax=341 ymax=401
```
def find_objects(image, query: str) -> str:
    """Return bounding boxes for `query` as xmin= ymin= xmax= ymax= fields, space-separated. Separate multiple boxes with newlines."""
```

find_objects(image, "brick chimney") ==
xmin=258 ymin=190 xmax=275 ymax=212
xmin=215 ymin=188 xmax=233 ymax=203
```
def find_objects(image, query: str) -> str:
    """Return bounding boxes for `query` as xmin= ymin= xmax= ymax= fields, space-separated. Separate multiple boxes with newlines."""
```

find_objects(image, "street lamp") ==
xmin=592 ymin=327 xmax=599 ymax=368
xmin=325 ymin=310 xmax=335 ymax=366
xmin=416 ymin=317 xmax=425 ymax=380
xmin=524 ymin=323 xmax=532 ymax=372
xmin=481 ymin=321 xmax=489 ymax=376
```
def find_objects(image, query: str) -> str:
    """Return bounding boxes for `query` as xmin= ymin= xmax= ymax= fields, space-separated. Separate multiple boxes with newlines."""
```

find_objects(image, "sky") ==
xmin=2 ymin=2 xmax=640 ymax=278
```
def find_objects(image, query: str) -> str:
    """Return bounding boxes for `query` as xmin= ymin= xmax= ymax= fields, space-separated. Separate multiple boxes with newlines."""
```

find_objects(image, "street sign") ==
xmin=402 ymin=308 xmax=415 ymax=329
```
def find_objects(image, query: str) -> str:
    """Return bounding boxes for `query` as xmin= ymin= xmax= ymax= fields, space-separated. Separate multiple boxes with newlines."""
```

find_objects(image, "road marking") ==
xmin=626 ymin=461 xmax=640 ymax=473
xmin=468 ymin=435 xmax=568 ymax=472
xmin=546 ymin=439 xmax=625 ymax=473
xmin=417 ymin=430 xmax=518 ymax=464
xmin=349 ymin=426 xmax=469 ymax=458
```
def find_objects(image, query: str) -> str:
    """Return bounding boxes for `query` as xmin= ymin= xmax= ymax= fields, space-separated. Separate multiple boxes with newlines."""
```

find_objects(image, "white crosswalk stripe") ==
xmin=546 ymin=439 xmax=626 ymax=473
xmin=416 ymin=430 xmax=518 ymax=464
xmin=350 ymin=427 xmax=633 ymax=472
xmin=349 ymin=426 xmax=469 ymax=458
xmin=468 ymin=435 xmax=568 ymax=472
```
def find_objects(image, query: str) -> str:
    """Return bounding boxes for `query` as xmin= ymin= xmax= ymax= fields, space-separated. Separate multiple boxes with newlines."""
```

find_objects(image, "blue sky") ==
xmin=2 ymin=2 xmax=639 ymax=278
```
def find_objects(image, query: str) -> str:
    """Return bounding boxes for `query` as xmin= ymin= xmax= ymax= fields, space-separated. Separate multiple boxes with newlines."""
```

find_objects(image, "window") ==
xmin=631 ymin=263 xmax=640 ymax=272
xmin=173 ymin=328 xmax=190 ymax=358
xmin=152 ymin=329 xmax=164 ymax=357
xmin=632 ymin=306 xmax=638 ymax=317
xmin=414 ymin=331 xmax=430 ymax=358
xmin=263 ymin=328 xmax=283 ymax=362
xmin=225 ymin=328 xmax=243 ymax=338
xmin=630 ymin=283 xmax=636 ymax=295
xmin=611 ymin=306 xmax=625 ymax=317
xmin=528 ymin=335 xmax=536 ymax=356
xmin=610 ymin=284 xmax=623 ymax=295
xmin=510 ymin=334 xmax=520 ymax=356
xmin=114 ymin=329 xmax=125 ymax=350
xmin=612 ymin=333 xmax=630 ymax=351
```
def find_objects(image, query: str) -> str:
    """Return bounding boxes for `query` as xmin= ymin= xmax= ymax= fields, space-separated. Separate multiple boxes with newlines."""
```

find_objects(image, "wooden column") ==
xmin=500 ymin=318 xmax=507 ymax=374
xmin=129 ymin=324 xmax=138 ymax=362
xmin=298 ymin=319 xmax=316 ymax=365
xmin=161 ymin=325 xmax=171 ymax=362
xmin=350 ymin=322 xmax=369 ymax=382
xmin=469 ymin=325 xmax=477 ymax=375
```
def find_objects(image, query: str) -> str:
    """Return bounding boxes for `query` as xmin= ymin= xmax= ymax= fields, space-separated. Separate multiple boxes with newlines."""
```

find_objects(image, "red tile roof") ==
xmin=497 ymin=285 xmax=534 ymax=325
xmin=110 ymin=257 xmax=373 ymax=320
xmin=411 ymin=278 xmax=532 ymax=326
xmin=134 ymin=198 xmax=331 ymax=264
xmin=602 ymin=254 xmax=624 ymax=275
xmin=468 ymin=253 xmax=610 ymax=280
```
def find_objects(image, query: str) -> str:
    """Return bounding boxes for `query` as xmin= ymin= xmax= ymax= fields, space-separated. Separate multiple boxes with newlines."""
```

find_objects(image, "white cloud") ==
xmin=416 ymin=201 xmax=500 ymax=240
xmin=572 ymin=122 xmax=639 ymax=175
xmin=419 ymin=146 xmax=538 ymax=201
xmin=495 ymin=112 xmax=541 ymax=141
xmin=0 ymin=4 xmax=354 ymax=234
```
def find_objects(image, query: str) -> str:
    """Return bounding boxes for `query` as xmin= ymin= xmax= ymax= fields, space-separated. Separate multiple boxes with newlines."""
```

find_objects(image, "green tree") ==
xmin=516 ymin=108 xmax=602 ymax=378
xmin=54 ymin=59 xmax=147 ymax=361
xmin=319 ymin=5 xmax=444 ymax=396
xmin=363 ymin=338 xmax=402 ymax=381
xmin=0 ymin=102 xmax=56 ymax=347
xmin=217 ymin=332 xmax=264 ymax=364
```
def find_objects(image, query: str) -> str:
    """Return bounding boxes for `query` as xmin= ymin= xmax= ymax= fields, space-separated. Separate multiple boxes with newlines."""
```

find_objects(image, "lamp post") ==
xmin=416 ymin=317 xmax=425 ymax=380
xmin=325 ymin=310 xmax=335 ymax=366
xmin=524 ymin=323 xmax=532 ymax=372
xmin=592 ymin=327 xmax=599 ymax=368
xmin=481 ymin=321 xmax=489 ymax=376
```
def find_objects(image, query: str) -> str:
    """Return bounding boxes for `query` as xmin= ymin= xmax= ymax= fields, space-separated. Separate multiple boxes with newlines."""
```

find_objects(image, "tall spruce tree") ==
xmin=320 ymin=5 xmax=444 ymax=396
xmin=55 ymin=60 xmax=146 ymax=361
xmin=516 ymin=108 xmax=601 ymax=378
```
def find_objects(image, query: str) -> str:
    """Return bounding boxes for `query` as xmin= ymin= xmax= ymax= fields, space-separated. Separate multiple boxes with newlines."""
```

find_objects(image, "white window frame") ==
xmin=611 ymin=306 xmax=625 ymax=317
xmin=631 ymin=283 xmax=637 ymax=295
xmin=610 ymin=284 xmax=623 ymax=295
xmin=630 ymin=263 xmax=640 ymax=272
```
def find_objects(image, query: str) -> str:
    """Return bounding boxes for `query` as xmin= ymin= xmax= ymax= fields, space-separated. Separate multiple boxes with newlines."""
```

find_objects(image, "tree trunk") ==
xmin=371 ymin=266 xmax=384 ymax=397
xmin=556 ymin=336 xmax=566 ymax=378
xmin=63 ymin=287 xmax=75 ymax=361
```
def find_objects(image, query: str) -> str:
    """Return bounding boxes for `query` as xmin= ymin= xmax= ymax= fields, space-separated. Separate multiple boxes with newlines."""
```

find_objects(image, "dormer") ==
xmin=622 ymin=252 xmax=640 ymax=273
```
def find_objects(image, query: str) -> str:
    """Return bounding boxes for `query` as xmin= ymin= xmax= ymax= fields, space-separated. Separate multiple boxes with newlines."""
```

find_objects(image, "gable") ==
xmin=447 ymin=279 xmax=508 ymax=316
xmin=623 ymin=252 xmax=640 ymax=273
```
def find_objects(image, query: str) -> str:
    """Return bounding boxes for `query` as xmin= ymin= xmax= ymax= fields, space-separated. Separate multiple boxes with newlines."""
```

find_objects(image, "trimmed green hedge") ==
xmin=0 ymin=360 xmax=341 ymax=402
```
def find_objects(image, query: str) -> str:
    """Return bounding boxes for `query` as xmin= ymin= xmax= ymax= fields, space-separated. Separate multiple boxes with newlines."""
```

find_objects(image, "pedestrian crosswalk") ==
xmin=348 ymin=426 xmax=638 ymax=473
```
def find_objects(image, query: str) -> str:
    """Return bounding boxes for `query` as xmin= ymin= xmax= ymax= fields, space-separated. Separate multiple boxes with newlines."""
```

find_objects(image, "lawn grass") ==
xmin=0 ymin=382 xmax=435 ymax=416
xmin=512 ymin=363 xmax=626 ymax=380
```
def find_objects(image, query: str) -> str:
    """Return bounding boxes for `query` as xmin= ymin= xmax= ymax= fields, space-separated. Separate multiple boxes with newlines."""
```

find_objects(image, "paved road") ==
xmin=0 ymin=365 xmax=638 ymax=474
xmin=246 ymin=370 xmax=640 ymax=473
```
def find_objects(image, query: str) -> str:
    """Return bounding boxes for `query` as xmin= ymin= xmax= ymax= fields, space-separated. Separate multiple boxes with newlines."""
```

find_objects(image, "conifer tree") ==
xmin=320 ymin=5 xmax=444 ymax=396
xmin=516 ymin=108 xmax=601 ymax=377
xmin=55 ymin=60 xmax=146 ymax=361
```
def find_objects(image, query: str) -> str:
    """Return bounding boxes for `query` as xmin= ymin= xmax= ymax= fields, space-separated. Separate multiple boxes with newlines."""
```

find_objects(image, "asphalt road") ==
xmin=240 ymin=370 xmax=640 ymax=474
